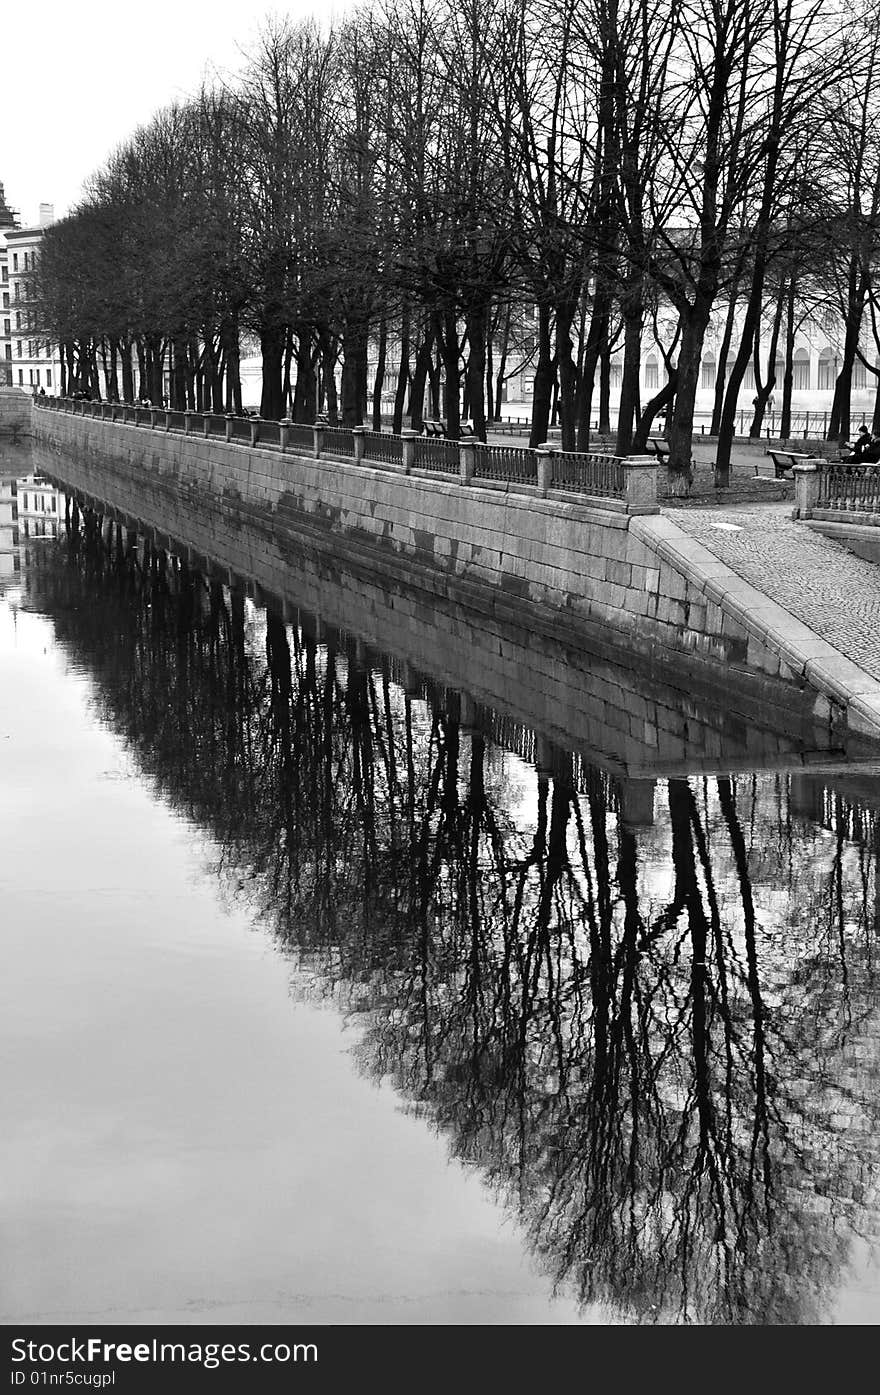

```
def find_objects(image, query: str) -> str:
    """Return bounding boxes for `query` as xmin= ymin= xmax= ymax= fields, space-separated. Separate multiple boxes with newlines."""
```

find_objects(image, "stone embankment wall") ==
xmin=32 ymin=407 xmax=869 ymax=734
xmin=0 ymin=388 xmax=32 ymax=436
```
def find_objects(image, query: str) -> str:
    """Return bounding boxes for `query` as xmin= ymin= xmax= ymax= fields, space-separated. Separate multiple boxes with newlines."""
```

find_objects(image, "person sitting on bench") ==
xmin=848 ymin=424 xmax=877 ymax=461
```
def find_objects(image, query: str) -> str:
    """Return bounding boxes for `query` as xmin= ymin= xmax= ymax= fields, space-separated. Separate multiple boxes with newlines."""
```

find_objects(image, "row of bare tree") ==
xmin=34 ymin=0 xmax=880 ymax=478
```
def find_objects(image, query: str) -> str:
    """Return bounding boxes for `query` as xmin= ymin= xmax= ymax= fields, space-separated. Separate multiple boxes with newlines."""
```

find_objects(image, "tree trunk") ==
xmin=666 ymin=297 xmax=712 ymax=481
xmin=576 ymin=293 xmax=609 ymax=449
xmin=485 ymin=325 xmax=494 ymax=424
xmin=555 ymin=299 xmax=578 ymax=451
xmin=121 ymin=340 xmax=134 ymax=404
xmin=529 ymin=302 xmax=554 ymax=447
xmin=135 ymin=340 xmax=147 ymax=400
xmin=108 ymin=339 xmax=120 ymax=402
xmin=598 ymin=340 xmax=611 ymax=434
xmin=341 ymin=321 xmax=368 ymax=426
xmin=493 ymin=302 xmax=511 ymax=422
xmin=292 ymin=328 xmax=316 ymax=423
xmin=321 ymin=331 xmax=338 ymax=424
xmin=748 ymin=292 xmax=783 ymax=439
xmin=439 ymin=308 xmax=460 ymax=438
xmin=615 ymin=294 xmax=643 ymax=457
xmin=372 ymin=315 xmax=387 ymax=431
xmin=408 ymin=324 xmax=433 ymax=431
xmin=282 ymin=326 xmax=294 ymax=418
xmin=392 ymin=306 xmax=410 ymax=434
xmin=260 ymin=325 xmax=285 ymax=419
xmin=465 ymin=303 xmax=487 ymax=440
xmin=780 ymin=276 xmax=796 ymax=440
xmin=632 ymin=372 xmax=678 ymax=452
xmin=172 ymin=336 xmax=188 ymax=411
xmin=710 ymin=286 xmax=741 ymax=435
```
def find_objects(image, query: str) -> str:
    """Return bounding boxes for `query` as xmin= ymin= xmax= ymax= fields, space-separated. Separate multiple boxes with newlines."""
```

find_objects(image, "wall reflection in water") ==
xmin=20 ymin=531 xmax=880 ymax=1325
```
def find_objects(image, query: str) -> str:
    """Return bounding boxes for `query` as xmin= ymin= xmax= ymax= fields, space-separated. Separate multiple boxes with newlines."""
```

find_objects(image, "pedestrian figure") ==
xmin=849 ymin=423 xmax=873 ymax=461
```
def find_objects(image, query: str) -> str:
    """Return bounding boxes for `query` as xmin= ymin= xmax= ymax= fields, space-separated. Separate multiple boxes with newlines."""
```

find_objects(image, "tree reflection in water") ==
xmin=24 ymin=533 xmax=880 ymax=1324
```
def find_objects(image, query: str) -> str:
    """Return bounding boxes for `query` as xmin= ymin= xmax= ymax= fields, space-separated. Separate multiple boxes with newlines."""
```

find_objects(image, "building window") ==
xmin=853 ymin=358 xmax=867 ymax=391
xmin=18 ymin=369 xmax=23 ymax=384
xmin=1 ymin=267 xmax=7 ymax=282
xmin=3 ymin=319 xmax=9 ymax=335
xmin=35 ymin=370 xmax=40 ymax=386
xmin=46 ymin=369 xmax=52 ymax=385
xmin=523 ymin=376 xmax=534 ymax=395
xmin=818 ymin=348 xmax=836 ymax=390
xmin=644 ymin=356 xmax=659 ymax=390
xmin=609 ymin=363 xmax=622 ymax=388
xmin=15 ymin=312 xmax=21 ymax=330
xmin=12 ymin=254 xmax=18 ymax=271
xmin=792 ymin=350 xmax=810 ymax=390
xmin=742 ymin=364 xmax=755 ymax=390
xmin=701 ymin=357 xmax=716 ymax=389
xmin=16 ymin=341 xmax=22 ymax=357
xmin=3 ymin=345 xmax=10 ymax=360
xmin=2 ymin=293 xmax=8 ymax=308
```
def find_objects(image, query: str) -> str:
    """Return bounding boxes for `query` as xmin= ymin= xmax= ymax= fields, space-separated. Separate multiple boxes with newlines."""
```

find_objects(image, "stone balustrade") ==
xmin=36 ymin=396 xmax=658 ymax=514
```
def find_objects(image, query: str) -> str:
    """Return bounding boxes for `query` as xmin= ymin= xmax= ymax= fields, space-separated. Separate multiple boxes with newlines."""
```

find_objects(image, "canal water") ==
xmin=2 ymin=449 xmax=879 ymax=1325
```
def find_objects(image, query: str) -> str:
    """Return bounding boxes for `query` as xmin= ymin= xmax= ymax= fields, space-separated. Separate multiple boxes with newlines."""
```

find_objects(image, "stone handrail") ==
xmin=35 ymin=396 xmax=658 ymax=513
xmin=793 ymin=459 xmax=880 ymax=519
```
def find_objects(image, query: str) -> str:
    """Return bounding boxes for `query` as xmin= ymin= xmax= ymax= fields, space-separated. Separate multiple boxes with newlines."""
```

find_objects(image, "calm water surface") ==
xmin=1 ymin=474 xmax=879 ymax=1325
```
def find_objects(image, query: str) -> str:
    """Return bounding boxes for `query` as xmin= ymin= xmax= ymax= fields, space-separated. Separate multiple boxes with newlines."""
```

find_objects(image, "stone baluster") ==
xmin=279 ymin=418 xmax=291 ymax=452
xmin=313 ymin=422 xmax=325 ymax=458
xmin=225 ymin=413 xmax=234 ymax=443
xmin=352 ymin=425 xmax=365 ymax=464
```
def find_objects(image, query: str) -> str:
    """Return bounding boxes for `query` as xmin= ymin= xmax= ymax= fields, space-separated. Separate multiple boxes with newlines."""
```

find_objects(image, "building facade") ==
xmin=0 ymin=181 xmax=18 ymax=387
xmin=4 ymin=205 xmax=61 ymax=395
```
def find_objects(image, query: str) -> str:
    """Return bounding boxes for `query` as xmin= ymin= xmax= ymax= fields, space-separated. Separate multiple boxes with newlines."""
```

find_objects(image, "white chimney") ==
xmin=39 ymin=202 xmax=55 ymax=228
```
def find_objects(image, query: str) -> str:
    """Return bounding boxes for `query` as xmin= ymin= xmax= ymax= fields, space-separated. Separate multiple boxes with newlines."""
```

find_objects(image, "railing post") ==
xmin=202 ymin=411 xmax=210 ymax=437
xmin=313 ymin=422 xmax=325 ymax=459
xmin=225 ymin=413 xmax=234 ymax=443
xmin=401 ymin=427 xmax=417 ymax=475
xmin=249 ymin=416 xmax=261 ymax=447
xmin=183 ymin=409 xmax=193 ymax=437
xmin=279 ymin=417 xmax=291 ymax=452
xmin=535 ymin=443 xmax=554 ymax=498
xmin=623 ymin=455 xmax=658 ymax=512
xmin=131 ymin=404 xmax=140 ymax=428
xmin=164 ymin=407 xmax=172 ymax=432
xmin=352 ymin=424 xmax=365 ymax=463
xmin=459 ymin=438 xmax=475 ymax=485
xmin=150 ymin=407 xmax=160 ymax=430
xmin=792 ymin=460 xmax=819 ymax=519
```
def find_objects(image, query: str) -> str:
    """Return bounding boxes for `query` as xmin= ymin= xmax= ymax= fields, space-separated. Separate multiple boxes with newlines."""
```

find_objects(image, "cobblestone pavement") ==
xmin=670 ymin=503 xmax=880 ymax=681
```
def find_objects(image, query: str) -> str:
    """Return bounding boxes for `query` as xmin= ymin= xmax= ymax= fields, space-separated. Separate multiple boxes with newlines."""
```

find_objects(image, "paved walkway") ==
xmin=670 ymin=503 xmax=880 ymax=681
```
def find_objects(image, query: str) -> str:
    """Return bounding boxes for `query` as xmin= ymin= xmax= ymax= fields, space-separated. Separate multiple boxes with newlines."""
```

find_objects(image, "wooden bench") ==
xmin=760 ymin=450 xmax=815 ymax=479
xmin=422 ymin=418 xmax=447 ymax=438
xmin=647 ymin=438 xmax=670 ymax=464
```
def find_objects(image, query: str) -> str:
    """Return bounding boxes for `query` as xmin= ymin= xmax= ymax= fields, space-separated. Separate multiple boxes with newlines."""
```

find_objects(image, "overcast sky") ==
xmin=5 ymin=0 xmax=351 ymax=227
